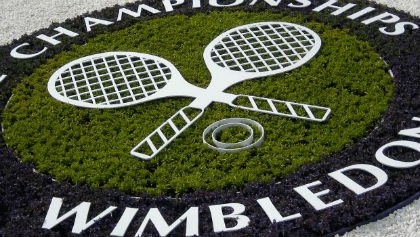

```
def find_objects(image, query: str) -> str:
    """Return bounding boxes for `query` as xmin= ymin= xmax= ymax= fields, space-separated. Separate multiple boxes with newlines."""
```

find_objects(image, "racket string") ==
xmin=265 ymin=24 xmax=316 ymax=61
xmin=91 ymin=58 xmax=111 ymax=105
xmin=210 ymin=38 xmax=314 ymax=64
xmin=109 ymin=55 xmax=132 ymax=104
xmin=78 ymin=61 xmax=96 ymax=103
xmin=67 ymin=80 xmax=165 ymax=101
xmin=60 ymin=57 xmax=144 ymax=80
xmin=59 ymin=68 xmax=170 ymax=93
xmin=59 ymin=59 xmax=167 ymax=87
xmin=60 ymin=72 xmax=166 ymax=98
xmin=211 ymin=23 xmax=317 ymax=73
xmin=126 ymin=55 xmax=148 ymax=98
xmin=140 ymin=57 xmax=160 ymax=92
xmin=54 ymin=55 xmax=172 ymax=105
xmin=240 ymin=27 xmax=281 ymax=71
xmin=268 ymin=24 xmax=305 ymax=61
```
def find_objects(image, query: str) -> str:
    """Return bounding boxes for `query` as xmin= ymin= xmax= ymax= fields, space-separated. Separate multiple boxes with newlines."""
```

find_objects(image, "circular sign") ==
xmin=0 ymin=0 xmax=419 ymax=236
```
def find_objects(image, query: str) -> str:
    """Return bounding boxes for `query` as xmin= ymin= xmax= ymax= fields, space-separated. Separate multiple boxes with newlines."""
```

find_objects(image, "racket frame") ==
xmin=48 ymin=52 xmax=208 ymax=109
xmin=203 ymin=22 xmax=322 ymax=93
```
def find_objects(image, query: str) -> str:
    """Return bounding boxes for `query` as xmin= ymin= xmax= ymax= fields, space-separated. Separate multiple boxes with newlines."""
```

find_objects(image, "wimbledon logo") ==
xmin=0 ymin=0 xmax=419 ymax=237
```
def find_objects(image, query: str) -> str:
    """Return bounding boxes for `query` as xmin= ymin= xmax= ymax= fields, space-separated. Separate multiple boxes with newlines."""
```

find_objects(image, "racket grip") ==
xmin=131 ymin=107 xmax=204 ymax=160
xmin=231 ymin=95 xmax=331 ymax=122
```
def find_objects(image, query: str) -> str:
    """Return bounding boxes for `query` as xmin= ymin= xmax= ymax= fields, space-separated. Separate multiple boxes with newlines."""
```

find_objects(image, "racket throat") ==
xmin=188 ymin=77 xmax=239 ymax=109
xmin=189 ymin=97 xmax=213 ymax=109
xmin=189 ymin=92 xmax=236 ymax=109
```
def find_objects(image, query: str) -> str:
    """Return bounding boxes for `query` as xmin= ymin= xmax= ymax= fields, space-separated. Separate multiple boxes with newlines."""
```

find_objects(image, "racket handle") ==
xmin=231 ymin=95 xmax=331 ymax=122
xmin=131 ymin=107 xmax=204 ymax=160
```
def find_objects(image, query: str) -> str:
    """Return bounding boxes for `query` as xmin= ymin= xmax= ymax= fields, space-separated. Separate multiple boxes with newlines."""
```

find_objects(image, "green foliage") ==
xmin=2 ymin=11 xmax=393 ymax=196
xmin=218 ymin=126 xmax=252 ymax=145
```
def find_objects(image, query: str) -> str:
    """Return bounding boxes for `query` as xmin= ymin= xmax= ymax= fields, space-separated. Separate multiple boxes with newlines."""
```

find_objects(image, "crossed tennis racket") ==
xmin=48 ymin=22 xmax=331 ymax=160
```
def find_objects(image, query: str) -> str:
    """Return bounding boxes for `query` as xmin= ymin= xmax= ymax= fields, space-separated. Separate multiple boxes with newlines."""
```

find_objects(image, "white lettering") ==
xmin=36 ymin=27 xmax=79 ymax=46
xmin=10 ymin=43 xmax=48 ymax=59
xmin=312 ymin=0 xmax=357 ymax=15
xmin=399 ymin=117 xmax=420 ymax=138
xmin=162 ymin=0 xmax=185 ymax=12
xmin=110 ymin=208 xmax=139 ymax=237
xmin=209 ymin=0 xmax=245 ymax=7
xmin=288 ymin=0 xmax=311 ymax=8
xmin=329 ymin=164 xmax=388 ymax=195
xmin=193 ymin=0 xmax=201 ymax=8
xmin=117 ymin=4 xmax=161 ymax=21
xmin=376 ymin=141 xmax=420 ymax=168
xmin=0 ymin=75 xmax=7 ymax=83
xmin=362 ymin=12 xmax=400 ymax=25
xmin=84 ymin=17 xmax=114 ymax=32
xmin=135 ymin=207 xmax=199 ymax=237
xmin=257 ymin=197 xmax=302 ymax=223
xmin=381 ymin=22 xmax=419 ymax=36
xmin=347 ymin=7 xmax=376 ymax=20
xmin=249 ymin=0 xmax=282 ymax=6
xmin=209 ymin=203 xmax=250 ymax=233
xmin=294 ymin=181 xmax=343 ymax=211
xmin=42 ymin=197 xmax=117 ymax=234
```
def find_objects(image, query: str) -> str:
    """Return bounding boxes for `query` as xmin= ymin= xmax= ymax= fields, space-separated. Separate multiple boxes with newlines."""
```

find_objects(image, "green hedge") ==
xmin=2 ymin=11 xmax=393 ymax=196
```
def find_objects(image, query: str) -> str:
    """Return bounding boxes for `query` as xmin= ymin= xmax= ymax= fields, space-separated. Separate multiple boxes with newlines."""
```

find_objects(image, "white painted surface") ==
xmin=0 ymin=0 xmax=419 ymax=236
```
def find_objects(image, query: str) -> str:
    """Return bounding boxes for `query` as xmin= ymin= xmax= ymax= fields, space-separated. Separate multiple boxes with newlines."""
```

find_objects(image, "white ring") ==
xmin=203 ymin=118 xmax=264 ymax=153
xmin=212 ymin=123 xmax=254 ymax=149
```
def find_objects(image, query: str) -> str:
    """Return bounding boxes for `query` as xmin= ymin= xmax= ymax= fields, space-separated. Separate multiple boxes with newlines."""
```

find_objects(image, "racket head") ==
xmin=48 ymin=52 xmax=182 ymax=109
xmin=204 ymin=22 xmax=322 ymax=83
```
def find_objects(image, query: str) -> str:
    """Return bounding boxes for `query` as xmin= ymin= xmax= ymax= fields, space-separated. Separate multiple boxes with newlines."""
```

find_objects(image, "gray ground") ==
xmin=0 ymin=0 xmax=419 ymax=236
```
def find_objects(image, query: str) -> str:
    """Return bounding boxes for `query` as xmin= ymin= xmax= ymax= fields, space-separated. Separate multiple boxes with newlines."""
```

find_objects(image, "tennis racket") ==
xmin=47 ymin=51 xmax=328 ymax=158
xmin=131 ymin=22 xmax=330 ymax=160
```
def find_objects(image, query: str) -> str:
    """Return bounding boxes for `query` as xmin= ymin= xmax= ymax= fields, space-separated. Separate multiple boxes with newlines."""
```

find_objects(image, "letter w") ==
xmin=42 ymin=197 xmax=117 ymax=234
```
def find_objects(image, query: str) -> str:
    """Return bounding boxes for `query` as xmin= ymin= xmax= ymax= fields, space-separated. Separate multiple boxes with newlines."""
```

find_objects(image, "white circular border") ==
xmin=1 ymin=1 xmax=419 ymax=236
